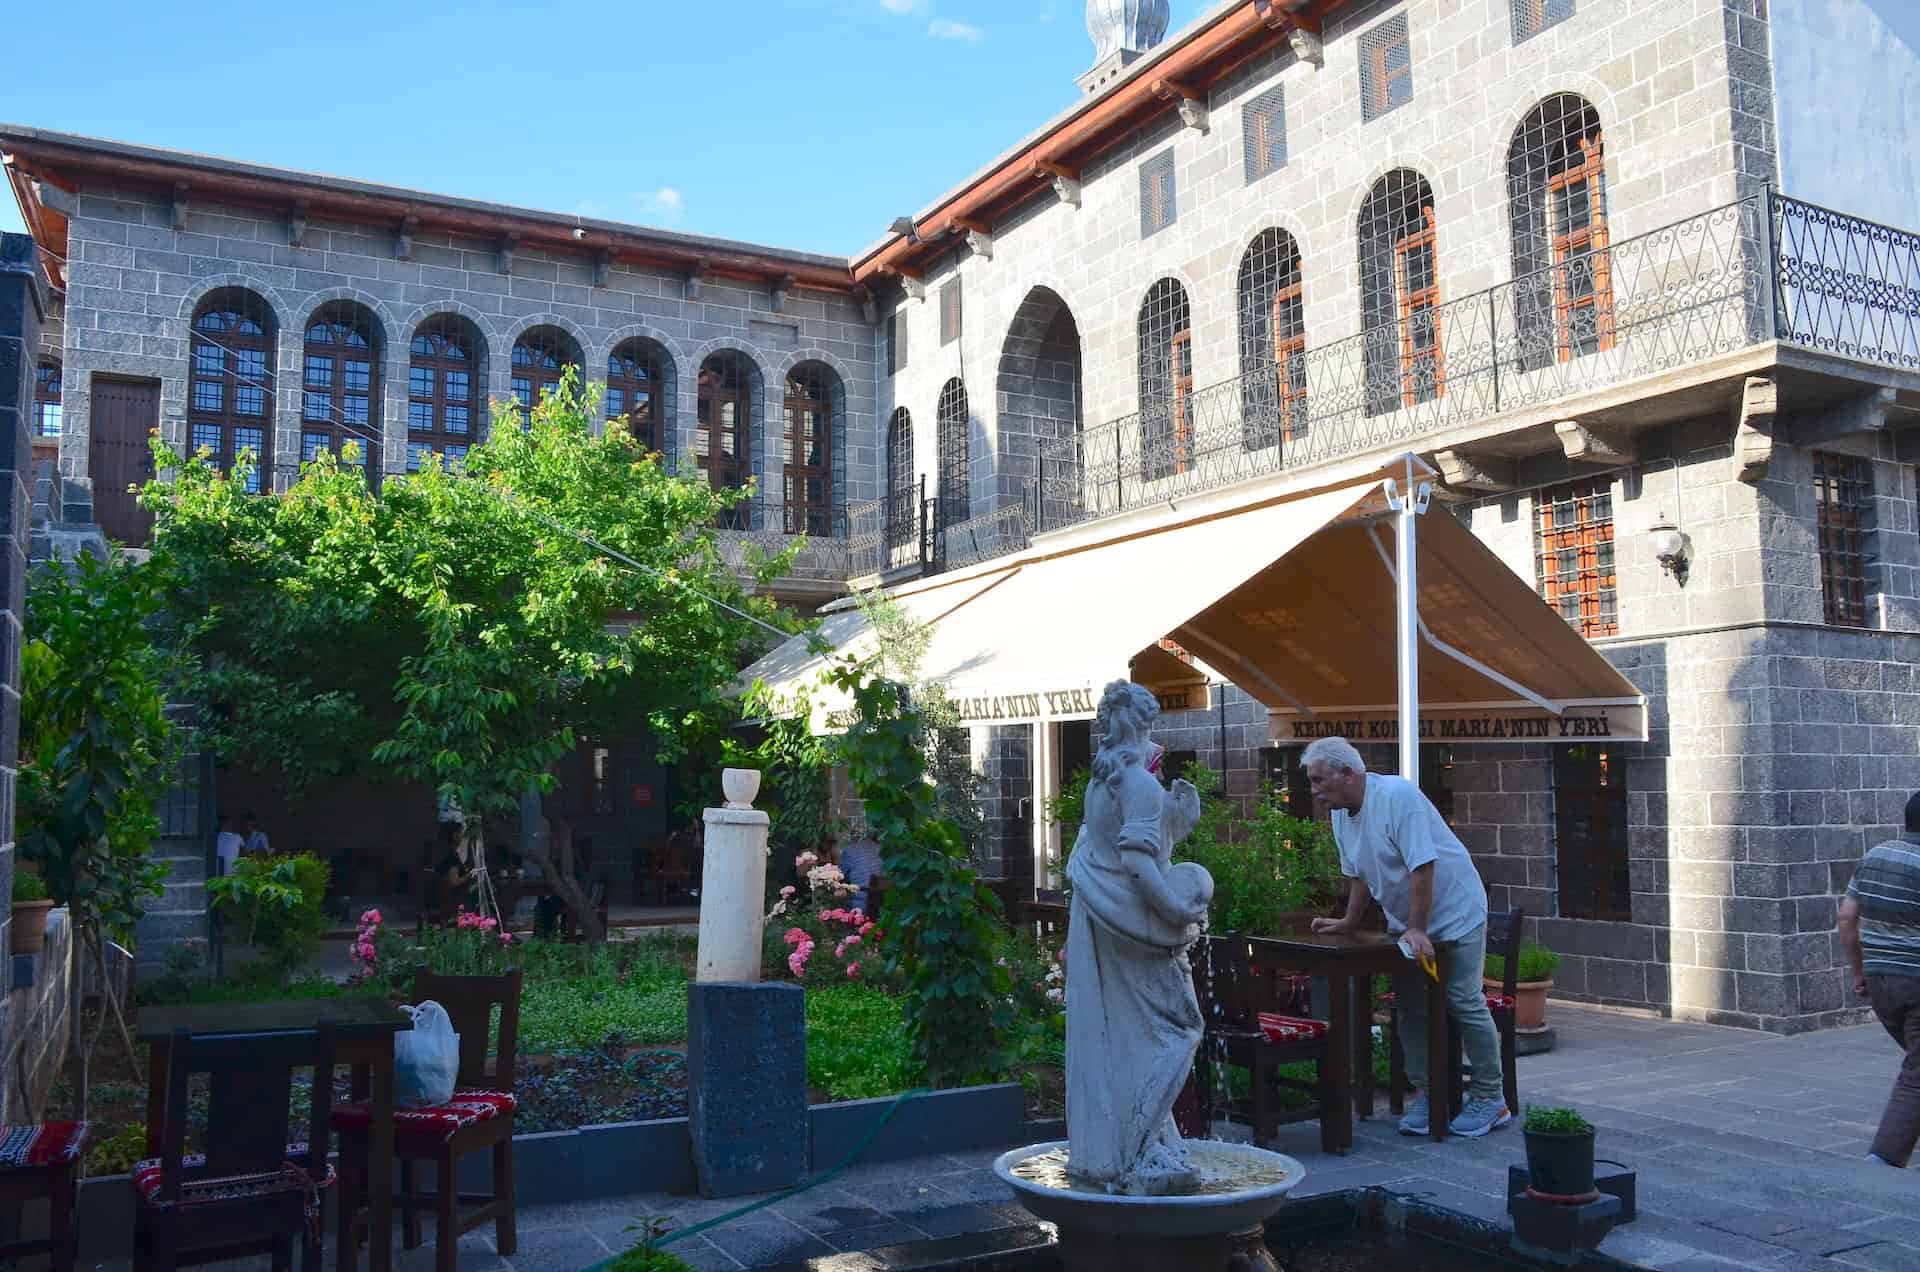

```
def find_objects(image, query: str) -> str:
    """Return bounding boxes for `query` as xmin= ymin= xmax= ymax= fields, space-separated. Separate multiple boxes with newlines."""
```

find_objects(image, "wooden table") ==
xmin=137 ymin=997 xmax=412 ymax=1272
xmin=1248 ymin=927 xmax=1456 ymax=1150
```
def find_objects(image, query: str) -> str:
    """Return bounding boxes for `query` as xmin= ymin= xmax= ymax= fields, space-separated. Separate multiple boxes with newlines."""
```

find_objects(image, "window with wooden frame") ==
xmin=511 ymin=327 xmax=579 ymax=412
xmin=1139 ymin=148 xmax=1178 ymax=238
xmin=1814 ymin=449 xmax=1874 ymax=627
xmin=1512 ymin=0 xmax=1575 ymax=43
xmin=1359 ymin=15 xmax=1413 ymax=122
xmin=301 ymin=301 xmax=380 ymax=480
xmin=697 ymin=352 xmax=755 ymax=524
xmin=1508 ymin=95 xmax=1612 ymax=368
xmin=1554 ymin=742 xmax=1630 ymax=921
xmin=783 ymin=363 xmax=838 ymax=537
xmin=407 ymin=314 xmax=481 ymax=471
xmin=1534 ymin=479 xmax=1618 ymax=637
xmin=1236 ymin=228 xmax=1307 ymax=452
xmin=1137 ymin=277 xmax=1194 ymax=479
xmin=189 ymin=288 xmax=276 ymax=493
xmin=1358 ymin=170 xmax=1443 ymax=415
xmin=939 ymin=280 xmax=962 ymax=347
xmin=886 ymin=406 xmax=916 ymax=549
xmin=1242 ymin=85 xmax=1287 ymax=184
xmin=607 ymin=339 xmax=667 ymax=453
xmin=936 ymin=378 xmax=970 ymax=530
xmin=33 ymin=360 xmax=60 ymax=437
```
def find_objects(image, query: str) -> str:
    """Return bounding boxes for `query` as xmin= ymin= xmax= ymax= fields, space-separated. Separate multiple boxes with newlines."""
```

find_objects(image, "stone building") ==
xmin=7 ymin=0 xmax=1920 ymax=1029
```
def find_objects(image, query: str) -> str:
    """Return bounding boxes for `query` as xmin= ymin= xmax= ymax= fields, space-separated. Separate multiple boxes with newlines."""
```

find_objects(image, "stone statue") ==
xmin=1065 ymin=680 xmax=1214 ymax=1195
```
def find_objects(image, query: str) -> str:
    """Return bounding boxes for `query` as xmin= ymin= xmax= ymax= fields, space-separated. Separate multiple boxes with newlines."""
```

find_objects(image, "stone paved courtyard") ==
xmin=81 ymin=1003 xmax=1917 ymax=1271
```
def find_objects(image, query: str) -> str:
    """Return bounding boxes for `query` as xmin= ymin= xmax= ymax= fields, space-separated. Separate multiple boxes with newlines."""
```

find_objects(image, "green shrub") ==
xmin=11 ymin=868 xmax=48 ymax=903
xmin=1171 ymin=767 xmax=1342 ymax=934
xmin=87 ymin=1123 xmax=148 ymax=1175
xmin=1486 ymin=943 xmax=1560 ymax=984
xmin=208 ymin=853 xmax=330 ymax=979
xmin=805 ymin=985 xmax=924 ymax=1100
xmin=1523 ymin=1105 xmax=1592 ymax=1135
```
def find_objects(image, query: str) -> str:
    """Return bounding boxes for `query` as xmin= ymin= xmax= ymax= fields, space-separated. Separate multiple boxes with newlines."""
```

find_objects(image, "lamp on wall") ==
xmin=888 ymin=216 xmax=923 ymax=245
xmin=1648 ymin=512 xmax=1691 ymax=585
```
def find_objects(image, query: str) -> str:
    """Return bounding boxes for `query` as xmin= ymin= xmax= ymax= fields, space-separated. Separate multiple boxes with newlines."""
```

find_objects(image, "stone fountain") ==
xmin=994 ymin=681 xmax=1304 ymax=1272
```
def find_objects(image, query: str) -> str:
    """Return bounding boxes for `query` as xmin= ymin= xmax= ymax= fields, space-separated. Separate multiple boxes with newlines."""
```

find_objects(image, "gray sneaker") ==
xmin=1397 ymin=1091 xmax=1430 ymax=1136
xmin=1448 ymin=1097 xmax=1512 ymax=1138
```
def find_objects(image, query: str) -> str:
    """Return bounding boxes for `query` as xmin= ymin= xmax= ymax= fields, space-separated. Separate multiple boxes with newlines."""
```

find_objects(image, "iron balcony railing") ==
xmin=711 ymin=495 xmax=849 ymax=539
xmin=849 ymin=477 xmax=932 ymax=578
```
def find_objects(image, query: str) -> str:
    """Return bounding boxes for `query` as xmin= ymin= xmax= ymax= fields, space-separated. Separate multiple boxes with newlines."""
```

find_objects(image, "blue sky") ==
xmin=0 ymin=0 xmax=1216 ymax=255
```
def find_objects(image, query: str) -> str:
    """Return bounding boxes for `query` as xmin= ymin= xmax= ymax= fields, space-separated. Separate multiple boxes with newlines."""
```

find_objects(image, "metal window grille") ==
xmin=511 ymin=327 xmax=579 ymax=411
xmin=697 ymin=352 xmax=755 ymax=516
xmin=607 ymin=338 xmax=667 ymax=453
xmin=33 ymin=360 xmax=61 ymax=437
xmin=1137 ymin=277 xmax=1193 ymax=479
xmin=189 ymin=287 xmax=275 ymax=493
xmin=887 ymin=310 xmax=908 ymax=374
xmin=1508 ymin=94 xmax=1611 ymax=370
xmin=1533 ymin=479 xmax=1618 ymax=637
xmin=784 ymin=362 xmax=838 ymax=536
xmin=1359 ymin=15 xmax=1413 ymax=122
xmin=1139 ymin=148 xmax=1178 ymax=238
xmin=408 ymin=314 xmax=482 ymax=470
xmin=1236 ymin=228 xmax=1307 ymax=450
xmin=1511 ymin=0 xmax=1575 ymax=43
xmin=1553 ymin=742 xmax=1631 ymax=922
xmin=940 ymin=279 xmax=963 ymax=346
xmin=937 ymin=378 xmax=971 ymax=529
xmin=1242 ymin=85 xmax=1287 ymax=183
xmin=886 ymin=407 xmax=916 ymax=549
xmin=1357 ymin=169 xmax=1442 ymax=415
xmin=301 ymin=302 xmax=380 ymax=480
xmin=1814 ymin=450 xmax=1875 ymax=627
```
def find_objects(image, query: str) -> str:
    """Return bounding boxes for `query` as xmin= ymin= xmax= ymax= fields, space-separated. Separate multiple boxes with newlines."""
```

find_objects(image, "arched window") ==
xmin=1509 ymin=95 xmax=1611 ymax=367
xmin=936 ymin=379 xmax=970 ymax=529
xmin=511 ymin=326 xmax=580 ymax=411
xmin=33 ymin=361 xmax=61 ymax=437
xmin=1137 ymin=278 xmax=1193 ymax=479
xmin=607 ymin=339 xmax=669 ymax=453
xmin=697 ymin=352 xmax=756 ymax=527
xmin=408 ymin=315 xmax=483 ymax=471
xmin=189 ymin=288 xmax=275 ymax=492
xmin=302 ymin=302 xmax=381 ymax=479
xmin=886 ymin=407 xmax=916 ymax=549
xmin=1237 ymin=229 xmax=1307 ymax=451
xmin=1358 ymin=170 xmax=1443 ymax=415
xmin=783 ymin=363 xmax=841 ymax=537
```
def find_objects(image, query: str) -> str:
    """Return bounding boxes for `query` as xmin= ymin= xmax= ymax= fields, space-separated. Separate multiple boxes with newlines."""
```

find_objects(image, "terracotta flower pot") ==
xmin=1488 ymin=976 xmax=1553 ymax=1032
xmin=10 ymin=900 xmax=54 ymax=955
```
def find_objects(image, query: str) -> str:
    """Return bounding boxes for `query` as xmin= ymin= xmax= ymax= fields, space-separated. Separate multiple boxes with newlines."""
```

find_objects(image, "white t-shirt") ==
xmin=1329 ymin=773 xmax=1486 ymax=942
xmin=215 ymin=831 xmax=244 ymax=875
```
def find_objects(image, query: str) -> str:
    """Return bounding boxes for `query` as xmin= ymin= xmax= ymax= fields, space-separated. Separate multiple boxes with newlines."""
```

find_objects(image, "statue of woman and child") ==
xmin=1064 ymin=680 xmax=1216 ymax=1196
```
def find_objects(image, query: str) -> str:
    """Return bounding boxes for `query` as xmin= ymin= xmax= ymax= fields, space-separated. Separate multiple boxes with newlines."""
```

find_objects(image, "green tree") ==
xmin=144 ymin=371 xmax=793 ymax=940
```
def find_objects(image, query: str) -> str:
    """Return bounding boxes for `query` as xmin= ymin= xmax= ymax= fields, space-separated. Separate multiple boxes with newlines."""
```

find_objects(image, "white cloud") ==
xmin=928 ymin=18 xmax=982 ymax=43
xmin=633 ymin=188 xmax=684 ymax=221
xmin=879 ymin=0 xmax=925 ymax=12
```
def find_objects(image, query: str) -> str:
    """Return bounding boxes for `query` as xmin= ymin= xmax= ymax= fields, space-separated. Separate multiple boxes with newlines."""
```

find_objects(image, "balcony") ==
xmin=711 ymin=497 xmax=852 ymax=602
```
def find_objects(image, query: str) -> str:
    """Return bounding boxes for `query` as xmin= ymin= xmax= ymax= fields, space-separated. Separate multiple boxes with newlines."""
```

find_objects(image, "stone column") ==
xmin=696 ymin=768 xmax=770 ymax=983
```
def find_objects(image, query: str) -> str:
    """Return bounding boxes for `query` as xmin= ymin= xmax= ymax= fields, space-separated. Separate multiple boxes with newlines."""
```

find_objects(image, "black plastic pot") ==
xmin=1524 ymin=1127 xmax=1596 ymax=1198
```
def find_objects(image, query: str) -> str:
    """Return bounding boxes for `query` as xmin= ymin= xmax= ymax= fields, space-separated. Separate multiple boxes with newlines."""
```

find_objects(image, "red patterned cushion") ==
xmin=1378 ymin=991 xmax=1397 ymax=1006
xmin=1485 ymin=992 xmax=1516 ymax=1012
xmin=0 ymin=1123 xmax=87 ymax=1170
xmin=331 ymin=1090 xmax=516 ymax=1143
xmin=1257 ymin=1013 xmax=1329 ymax=1044
xmin=133 ymin=1146 xmax=333 ymax=1225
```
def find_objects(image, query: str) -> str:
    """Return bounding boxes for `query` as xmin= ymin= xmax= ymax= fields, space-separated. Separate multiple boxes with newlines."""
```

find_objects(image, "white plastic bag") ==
xmin=393 ymin=1001 xmax=461 ymax=1108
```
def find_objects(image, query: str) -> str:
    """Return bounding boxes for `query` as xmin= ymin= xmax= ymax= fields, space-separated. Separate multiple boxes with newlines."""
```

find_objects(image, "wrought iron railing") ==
xmin=937 ymin=501 xmax=1032 ymax=571
xmin=712 ymin=496 xmax=849 ymax=539
xmin=849 ymin=478 xmax=931 ymax=578
xmin=1773 ymin=196 xmax=1920 ymax=372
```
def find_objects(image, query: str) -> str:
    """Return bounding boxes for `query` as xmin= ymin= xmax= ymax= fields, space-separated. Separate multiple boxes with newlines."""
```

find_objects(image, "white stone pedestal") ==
xmin=696 ymin=769 xmax=770 ymax=983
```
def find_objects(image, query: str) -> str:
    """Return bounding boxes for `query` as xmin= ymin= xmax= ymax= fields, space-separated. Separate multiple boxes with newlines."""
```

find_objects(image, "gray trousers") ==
xmin=1868 ymin=973 xmax=1920 ymax=1166
xmin=1397 ymin=922 xmax=1506 ymax=1104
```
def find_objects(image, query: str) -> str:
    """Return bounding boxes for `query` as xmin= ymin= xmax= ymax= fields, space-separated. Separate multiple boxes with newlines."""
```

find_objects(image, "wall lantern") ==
xmin=1647 ymin=513 xmax=1691 ymax=585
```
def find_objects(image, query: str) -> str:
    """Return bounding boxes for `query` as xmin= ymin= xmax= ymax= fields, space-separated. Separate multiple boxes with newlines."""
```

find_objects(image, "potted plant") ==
xmin=1487 ymin=942 xmax=1560 ymax=1033
xmin=11 ymin=866 xmax=55 ymax=955
xmin=1523 ymin=1105 xmax=1596 ymax=1199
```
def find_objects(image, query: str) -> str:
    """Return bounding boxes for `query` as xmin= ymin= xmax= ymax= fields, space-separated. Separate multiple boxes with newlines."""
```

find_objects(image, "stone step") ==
xmin=134 ymin=910 xmax=209 ymax=950
xmin=152 ymin=853 xmax=207 ymax=886
xmin=155 ymin=879 xmax=205 ymax=911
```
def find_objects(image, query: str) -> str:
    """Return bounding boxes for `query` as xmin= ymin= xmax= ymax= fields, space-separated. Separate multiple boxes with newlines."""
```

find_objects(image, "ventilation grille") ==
xmin=1243 ymin=85 xmax=1287 ymax=184
xmin=1512 ymin=0 xmax=1575 ymax=44
xmin=1359 ymin=14 xmax=1413 ymax=122
xmin=939 ymin=279 xmax=962 ymax=346
xmin=1140 ymin=148 xmax=1178 ymax=238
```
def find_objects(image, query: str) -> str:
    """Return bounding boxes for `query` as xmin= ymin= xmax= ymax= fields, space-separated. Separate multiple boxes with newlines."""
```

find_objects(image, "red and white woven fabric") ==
xmin=1483 ymin=992 xmax=1517 ymax=1013
xmin=1256 ymin=1013 xmax=1329 ymax=1044
xmin=331 ymin=1090 xmax=516 ymax=1143
xmin=133 ymin=1144 xmax=334 ymax=1234
xmin=0 ymin=1122 xmax=87 ymax=1170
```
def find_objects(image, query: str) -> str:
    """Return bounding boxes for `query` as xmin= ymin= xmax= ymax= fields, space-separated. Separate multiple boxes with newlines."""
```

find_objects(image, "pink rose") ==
xmin=783 ymin=927 xmax=807 ymax=946
xmin=849 ymin=910 xmax=866 ymax=925
xmin=780 ymin=885 xmax=796 ymax=898
xmin=361 ymin=909 xmax=383 ymax=925
xmin=844 ymin=935 xmax=861 ymax=948
xmin=860 ymin=922 xmax=874 ymax=936
xmin=847 ymin=962 xmax=860 ymax=979
xmin=500 ymin=931 xmax=514 ymax=945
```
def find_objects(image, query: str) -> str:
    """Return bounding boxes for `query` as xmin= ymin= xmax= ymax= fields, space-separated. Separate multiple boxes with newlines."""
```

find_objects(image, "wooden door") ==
xmin=90 ymin=377 xmax=159 ymax=546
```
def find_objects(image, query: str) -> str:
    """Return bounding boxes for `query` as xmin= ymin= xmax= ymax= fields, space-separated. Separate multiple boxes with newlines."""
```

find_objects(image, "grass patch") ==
xmin=804 ymin=985 xmax=924 ymax=1100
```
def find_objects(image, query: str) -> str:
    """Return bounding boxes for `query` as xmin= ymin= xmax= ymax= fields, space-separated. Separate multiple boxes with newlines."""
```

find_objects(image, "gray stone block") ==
xmin=687 ymin=980 xmax=808 ymax=1199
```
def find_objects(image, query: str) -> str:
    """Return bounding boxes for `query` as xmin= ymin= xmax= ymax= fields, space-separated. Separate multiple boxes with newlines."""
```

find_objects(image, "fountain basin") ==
xmin=993 ymin=1140 xmax=1305 ymax=1239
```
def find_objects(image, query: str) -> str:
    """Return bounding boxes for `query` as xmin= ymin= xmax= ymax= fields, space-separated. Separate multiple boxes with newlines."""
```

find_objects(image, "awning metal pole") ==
xmin=1390 ymin=457 xmax=1430 ymax=782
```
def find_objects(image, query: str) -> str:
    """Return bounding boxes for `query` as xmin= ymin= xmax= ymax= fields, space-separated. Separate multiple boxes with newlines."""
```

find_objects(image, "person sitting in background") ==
xmin=214 ymin=813 xmax=244 ymax=877
xmin=241 ymin=813 xmax=271 ymax=856
xmin=839 ymin=823 xmax=884 ymax=915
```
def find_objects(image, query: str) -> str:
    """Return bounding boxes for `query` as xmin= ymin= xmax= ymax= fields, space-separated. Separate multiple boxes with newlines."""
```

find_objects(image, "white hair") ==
xmin=1300 ymin=737 xmax=1366 ymax=775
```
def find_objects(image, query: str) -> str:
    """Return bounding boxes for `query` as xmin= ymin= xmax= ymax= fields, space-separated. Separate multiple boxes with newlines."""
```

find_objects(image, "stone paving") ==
xmin=82 ymin=1003 xmax=1917 ymax=1271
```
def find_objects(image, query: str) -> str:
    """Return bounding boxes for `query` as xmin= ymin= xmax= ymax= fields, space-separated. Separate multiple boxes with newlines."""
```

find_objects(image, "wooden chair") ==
xmin=1387 ymin=908 xmax=1524 ymax=1117
xmin=0 ymin=1122 xmax=88 ymax=1271
xmin=133 ymin=1024 xmax=337 ymax=1272
xmin=332 ymin=967 xmax=521 ymax=1272
xmin=1190 ymin=935 xmax=1339 ymax=1152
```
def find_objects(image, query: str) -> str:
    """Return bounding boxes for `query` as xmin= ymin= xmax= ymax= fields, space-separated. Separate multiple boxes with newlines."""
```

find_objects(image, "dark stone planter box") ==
xmin=73 ymin=1082 xmax=1031 ymax=1258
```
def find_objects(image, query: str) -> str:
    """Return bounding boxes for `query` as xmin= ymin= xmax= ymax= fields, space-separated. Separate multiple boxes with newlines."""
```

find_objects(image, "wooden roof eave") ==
xmin=2 ymin=158 xmax=68 ymax=293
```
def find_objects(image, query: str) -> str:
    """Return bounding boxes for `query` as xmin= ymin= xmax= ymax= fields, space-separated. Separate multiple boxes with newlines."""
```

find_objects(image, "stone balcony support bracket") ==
xmin=1433 ymin=448 xmax=1518 ymax=495
xmin=1790 ymin=386 xmax=1899 ymax=448
xmin=1735 ymin=376 xmax=1780 ymax=485
xmin=1554 ymin=420 xmax=1636 ymax=467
